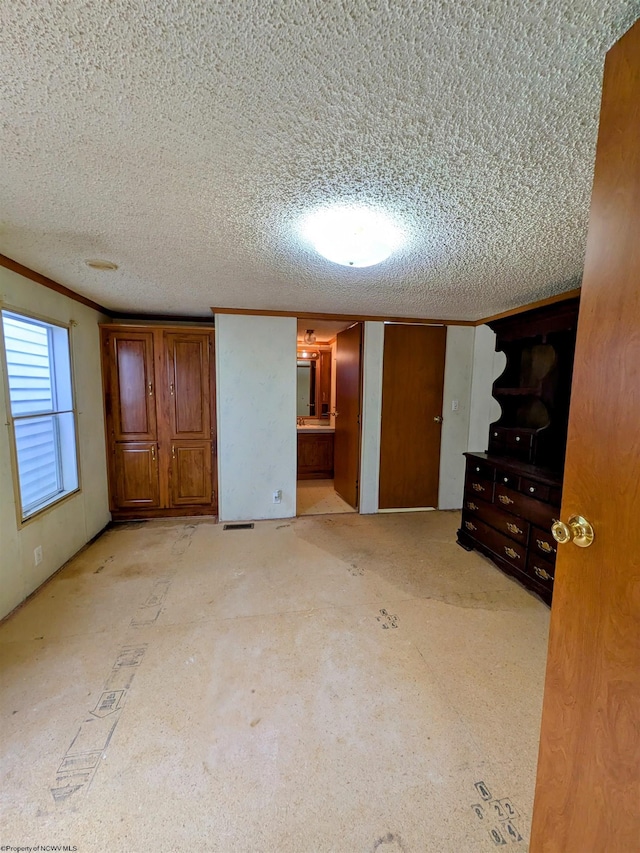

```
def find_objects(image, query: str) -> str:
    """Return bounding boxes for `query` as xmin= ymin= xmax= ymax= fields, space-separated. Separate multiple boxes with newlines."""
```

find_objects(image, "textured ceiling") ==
xmin=1 ymin=2 xmax=638 ymax=321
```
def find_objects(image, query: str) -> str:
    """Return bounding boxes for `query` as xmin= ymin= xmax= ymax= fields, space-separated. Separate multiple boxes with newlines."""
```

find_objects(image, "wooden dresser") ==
xmin=457 ymin=298 xmax=579 ymax=603
xmin=458 ymin=453 xmax=561 ymax=604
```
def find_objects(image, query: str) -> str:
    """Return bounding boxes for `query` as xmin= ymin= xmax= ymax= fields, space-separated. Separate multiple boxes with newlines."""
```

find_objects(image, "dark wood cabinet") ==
xmin=170 ymin=440 xmax=213 ymax=506
xmin=113 ymin=442 xmax=161 ymax=509
xmin=109 ymin=331 xmax=157 ymax=441
xmin=102 ymin=325 xmax=217 ymax=519
xmin=458 ymin=298 xmax=579 ymax=603
xmin=487 ymin=298 xmax=579 ymax=470
xmin=297 ymin=432 xmax=334 ymax=479
xmin=165 ymin=331 xmax=212 ymax=439
xmin=459 ymin=453 xmax=561 ymax=604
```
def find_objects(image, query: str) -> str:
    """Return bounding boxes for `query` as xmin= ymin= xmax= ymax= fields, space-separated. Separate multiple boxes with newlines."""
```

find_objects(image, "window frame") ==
xmin=0 ymin=305 xmax=82 ymax=526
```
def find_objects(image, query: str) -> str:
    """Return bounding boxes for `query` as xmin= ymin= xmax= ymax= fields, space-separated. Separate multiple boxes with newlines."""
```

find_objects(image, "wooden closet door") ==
xmin=379 ymin=324 xmax=446 ymax=509
xmin=107 ymin=331 xmax=157 ymax=441
xmin=164 ymin=331 xmax=211 ymax=440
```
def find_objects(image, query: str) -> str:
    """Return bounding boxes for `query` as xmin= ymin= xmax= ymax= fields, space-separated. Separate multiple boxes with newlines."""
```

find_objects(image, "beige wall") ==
xmin=0 ymin=267 xmax=110 ymax=619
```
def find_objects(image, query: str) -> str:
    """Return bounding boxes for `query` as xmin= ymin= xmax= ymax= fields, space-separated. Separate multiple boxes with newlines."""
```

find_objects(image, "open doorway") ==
xmin=296 ymin=319 xmax=362 ymax=517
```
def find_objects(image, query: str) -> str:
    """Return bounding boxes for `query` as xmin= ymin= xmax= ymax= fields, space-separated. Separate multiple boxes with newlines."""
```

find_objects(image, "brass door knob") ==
xmin=434 ymin=415 xmax=443 ymax=423
xmin=551 ymin=516 xmax=595 ymax=548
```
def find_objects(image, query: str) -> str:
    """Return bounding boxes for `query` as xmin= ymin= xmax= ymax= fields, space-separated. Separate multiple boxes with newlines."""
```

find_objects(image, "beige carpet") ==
xmin=0 ymin=512 xmax=549 ymax=852
xmin=297 ymin=478 xmax=356 ymax=515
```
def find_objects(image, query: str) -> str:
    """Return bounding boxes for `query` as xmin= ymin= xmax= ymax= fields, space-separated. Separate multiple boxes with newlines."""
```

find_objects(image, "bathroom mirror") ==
xmin=296 ymin=351 xmax=331 ymax=419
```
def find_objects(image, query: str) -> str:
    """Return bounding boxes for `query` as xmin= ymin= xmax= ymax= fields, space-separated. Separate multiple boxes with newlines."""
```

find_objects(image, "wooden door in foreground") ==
xmin=334 ymin=323 xmax=362 ymax=508
xmin=530 ymin=20 xmax=640 ymax=852
xmin=379 ymin=324 xmax=446 ymax=508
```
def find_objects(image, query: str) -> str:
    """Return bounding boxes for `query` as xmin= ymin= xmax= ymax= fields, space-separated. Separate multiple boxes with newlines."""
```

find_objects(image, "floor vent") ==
xmin=223 ymin=523 xmax=255 ymax=531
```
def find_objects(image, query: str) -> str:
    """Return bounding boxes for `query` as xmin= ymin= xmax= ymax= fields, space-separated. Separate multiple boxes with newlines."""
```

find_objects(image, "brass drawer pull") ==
xmin=498 ymin=494 xmax=514 ymax=505
xmin=537 ymin=539 xmax=555 ymax=554
xmin=534 ymin=565 xmax=552 ymax=581
xmin=504 ymin=546 xmax=519 ymax=559
xmin=465 ymin=521 xmax=477 ymax=532
xmin=466 ymin=501 xmax=478 ymax=511
xmin=506 ymin=522 xmax=522 ymax=535
xmin=472 ymin=482 xmax=485 ymax=492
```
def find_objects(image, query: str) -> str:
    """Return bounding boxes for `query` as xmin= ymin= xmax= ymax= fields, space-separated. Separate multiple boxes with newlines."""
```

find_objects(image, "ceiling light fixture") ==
xmin=303 ymin=329 xmax=316 ymax=344
xmin=85 ymin=259 xmax=118 ymax=270
xmin=299 ymin=205 xmax=405 ymax=268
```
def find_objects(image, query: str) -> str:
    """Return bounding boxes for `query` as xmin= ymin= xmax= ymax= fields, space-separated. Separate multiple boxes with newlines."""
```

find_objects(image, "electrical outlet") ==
xmin=273 ymin=490 xmax=282 ymax=504
xmin=451 ymin=399 xmax=459 ymax=411
xmin=34 ymin=545 xmax=43 ymax=566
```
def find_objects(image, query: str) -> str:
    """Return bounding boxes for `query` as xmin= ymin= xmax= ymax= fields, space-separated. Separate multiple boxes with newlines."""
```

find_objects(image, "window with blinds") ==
xmin=1 ymin=310 xmax=79 ymax=519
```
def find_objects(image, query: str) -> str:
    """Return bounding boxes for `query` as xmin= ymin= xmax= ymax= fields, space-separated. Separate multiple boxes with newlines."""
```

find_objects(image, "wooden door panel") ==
xmin=109 ymin=332 xmax=157 ymax=440
xmin=114 ymin=442 xmax=160 ymax=509
xmin=170 ymin=440 xmax=213 ymax=506
xmin=531 ymin=21 xmax=640 ymax=852
xmin=378 ymin=325 xmax=446 ymax=508
xmin=334 ymin=323 xmax=362 ymax=508
xmin=165 ymin=332 xmax=211 ymax=440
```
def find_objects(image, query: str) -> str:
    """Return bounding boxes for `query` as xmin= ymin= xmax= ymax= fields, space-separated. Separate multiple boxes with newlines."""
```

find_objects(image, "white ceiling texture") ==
xmin=1 ymin=2 xmax=638 ymax=320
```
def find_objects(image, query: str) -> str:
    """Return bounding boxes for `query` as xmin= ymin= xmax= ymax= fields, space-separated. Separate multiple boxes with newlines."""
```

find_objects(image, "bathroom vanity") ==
xmin=297 ymin=424 xmax=335 ymax=479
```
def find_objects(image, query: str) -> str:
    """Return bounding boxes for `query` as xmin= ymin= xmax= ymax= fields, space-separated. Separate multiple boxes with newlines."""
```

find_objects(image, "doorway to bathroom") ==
xmin=296 ymin=318 xmax=361 ymax=517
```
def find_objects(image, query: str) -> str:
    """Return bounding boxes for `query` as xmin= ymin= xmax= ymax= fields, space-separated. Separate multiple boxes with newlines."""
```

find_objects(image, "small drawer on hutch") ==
xmin=519 ymin=477 xmax=550 ymax=501
xmin=506 ymin=430 xmax=533 ymax=451
xmin=527 ymin=553 xmax=555 ymax=591
xmin=497 ymin=471 xmax=520 ymax=490
xmin=549 ymin=486 xmax=562 ymax=505
xmin=531 ymin=526 xmax=558 ymax=562
xmin=489 ymin=427 xmax=509 ymax=445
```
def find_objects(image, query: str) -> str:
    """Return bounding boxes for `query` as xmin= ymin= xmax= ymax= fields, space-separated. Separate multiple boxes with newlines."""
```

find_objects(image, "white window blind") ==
xmin=1 ymin=311 xmax=79 ymax=519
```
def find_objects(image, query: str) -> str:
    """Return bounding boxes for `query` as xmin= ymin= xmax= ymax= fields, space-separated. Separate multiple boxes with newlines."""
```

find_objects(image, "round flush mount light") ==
xmin=85 ymin=259 xmax=118 ymax=270
xmin=299 ymin=205 xmax=405 ymax=268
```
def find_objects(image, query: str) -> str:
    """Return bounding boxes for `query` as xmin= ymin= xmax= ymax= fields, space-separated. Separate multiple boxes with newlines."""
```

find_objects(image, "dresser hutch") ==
xmin=457 ymin=297 xmax=580 ymax=604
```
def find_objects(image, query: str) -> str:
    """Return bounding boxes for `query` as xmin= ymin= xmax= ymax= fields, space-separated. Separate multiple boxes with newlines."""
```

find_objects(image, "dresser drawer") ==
xmin=466 ymin=477 xmax=493 ymax=500
xmin=463 ymin=496 xmax=491 ymax=515
xmin=493 ymin=484 xmax=558 ymax=529
xmin=496 ymin=470 xmax=521 ymax=490
xmin=461 ymin=514 xmax=483 ymax=537
xmin=527 ymin=553 xmax=555 ymax=591
xmin=473 ymin=501 xmax=530 ymax=545
xmin=520 ymin=477 xmax=551 ymax=502
xmin=531 ymin=525 xmax=558 ymax=562
xmin=461 ymin=515 xmax=527 ymax=571
xmin=466 ymin=458 xmax=496 ymax=481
